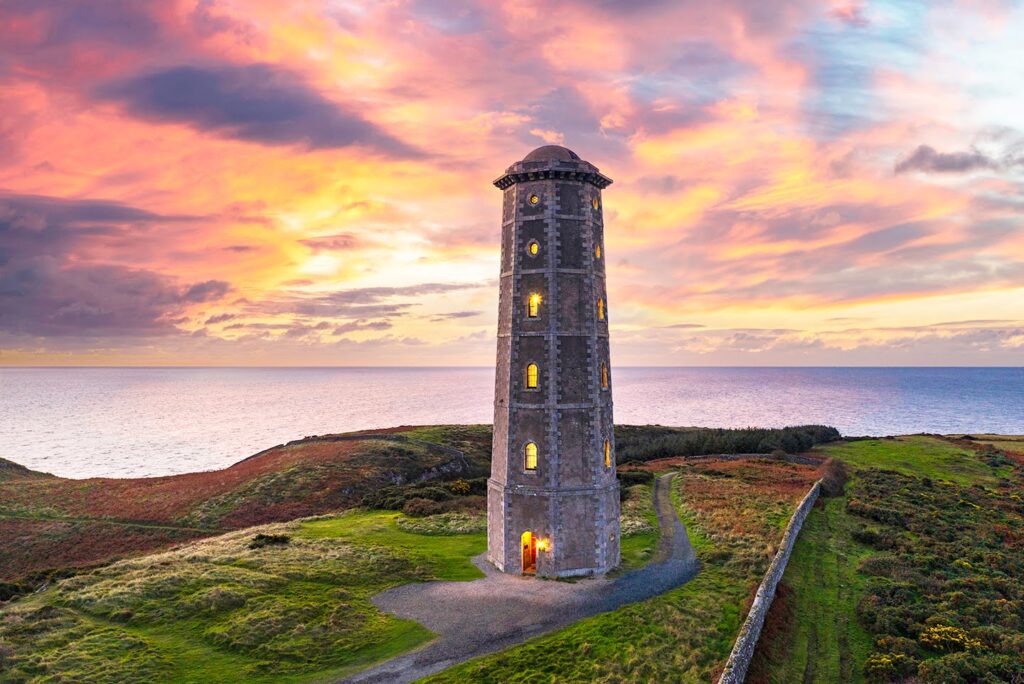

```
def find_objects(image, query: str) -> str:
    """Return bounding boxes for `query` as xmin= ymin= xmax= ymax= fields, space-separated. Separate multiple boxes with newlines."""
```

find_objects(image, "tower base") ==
xmin=486 ymin=478 xmax=620 ymax=578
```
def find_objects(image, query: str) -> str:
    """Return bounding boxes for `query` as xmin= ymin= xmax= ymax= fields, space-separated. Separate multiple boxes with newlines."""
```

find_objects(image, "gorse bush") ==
xmin=613 ymin=425 xmax=841 ymax=463
xmin=846 ymin=466 xmax=1024 ymax=682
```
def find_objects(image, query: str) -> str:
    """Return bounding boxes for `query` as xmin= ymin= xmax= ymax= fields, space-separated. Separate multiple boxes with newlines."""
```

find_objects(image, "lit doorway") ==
xmin=521 ymin=530 xmax=537 ymax=574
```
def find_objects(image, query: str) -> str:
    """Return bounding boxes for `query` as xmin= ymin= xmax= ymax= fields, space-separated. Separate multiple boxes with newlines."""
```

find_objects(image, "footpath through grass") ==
xmin=751 ymin=436 xmax=1024 ymax=684
xmin=424 ymin=459 xmax=822 ymax=683
xmin=0 ymin=510 xmax=485 ymax=683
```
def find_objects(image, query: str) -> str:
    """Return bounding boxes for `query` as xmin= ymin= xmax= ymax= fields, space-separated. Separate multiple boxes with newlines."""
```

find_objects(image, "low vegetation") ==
xmin=751 ymin=436 xmax=1024 ymax=683
xmin=0 ymin=511 xmax=486 ymax=683
xmin=0 ymin=426 xmax=491 ymax=586
xmin=423 ymin=457 xmax=824 ymax=683
xmin=615 ymin=425 xmax=841 ymax=463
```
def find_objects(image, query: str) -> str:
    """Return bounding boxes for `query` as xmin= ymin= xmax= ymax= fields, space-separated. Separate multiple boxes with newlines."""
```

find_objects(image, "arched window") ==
xmin=604 ymin=440 xmax=612 ymax=468
xmin=597 ymin=298 xmax=604 ymax=320
xmin=526 ymin=363 xmax=539 ymax=389
xmin=595 ymin=244 xmax=602 ymax=259
xmin=601 ymin=364 xmax=609 ymax=389
xmin=524 ymin=442 xmax=538 ymax=470
xmin=528 ymin=293 xmax=542 ymax=318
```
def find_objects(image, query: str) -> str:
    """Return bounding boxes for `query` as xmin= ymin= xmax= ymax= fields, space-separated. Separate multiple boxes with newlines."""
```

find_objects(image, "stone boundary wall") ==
xmin=717 ymin=479 xmax=823 ymax=684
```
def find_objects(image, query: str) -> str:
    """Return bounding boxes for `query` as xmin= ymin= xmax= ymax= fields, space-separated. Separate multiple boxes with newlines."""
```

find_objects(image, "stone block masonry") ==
xmin=717 ymin=479 xmax=823 ymax=684
xmin=487 ymin=145 xmax=620 ymax=578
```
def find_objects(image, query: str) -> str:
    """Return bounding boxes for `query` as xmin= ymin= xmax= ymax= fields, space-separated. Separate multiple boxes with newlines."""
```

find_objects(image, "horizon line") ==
xmin=1 ymin=364 xmax=1022 ymax=370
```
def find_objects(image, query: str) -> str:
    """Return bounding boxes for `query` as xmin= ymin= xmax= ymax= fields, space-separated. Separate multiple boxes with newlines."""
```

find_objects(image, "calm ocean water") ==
xmin=1 ymin=367 xmax=1021 ymax=479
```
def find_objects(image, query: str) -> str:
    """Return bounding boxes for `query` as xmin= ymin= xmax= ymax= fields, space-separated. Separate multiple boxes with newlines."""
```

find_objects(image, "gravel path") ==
xmin=342 ymin=474 xmax=700 ymax=684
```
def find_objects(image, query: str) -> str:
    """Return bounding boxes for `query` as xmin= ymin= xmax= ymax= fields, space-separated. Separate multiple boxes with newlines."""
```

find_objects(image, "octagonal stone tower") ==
xmin=487 ymin=145 xmax=620 ymax=578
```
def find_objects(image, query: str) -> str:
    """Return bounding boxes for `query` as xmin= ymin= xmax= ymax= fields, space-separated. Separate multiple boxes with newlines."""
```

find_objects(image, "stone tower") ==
xmin=487 ymin=145 xmax=620 ymax=578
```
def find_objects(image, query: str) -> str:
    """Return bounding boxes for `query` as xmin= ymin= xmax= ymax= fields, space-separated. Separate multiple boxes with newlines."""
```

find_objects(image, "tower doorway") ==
xmin=521 ymin=531 xmax=537 ymax=574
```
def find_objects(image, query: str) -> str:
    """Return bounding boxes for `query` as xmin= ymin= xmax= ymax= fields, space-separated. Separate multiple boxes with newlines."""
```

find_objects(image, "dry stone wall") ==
xmin=717 ymin=479 xmax=822 ymax=684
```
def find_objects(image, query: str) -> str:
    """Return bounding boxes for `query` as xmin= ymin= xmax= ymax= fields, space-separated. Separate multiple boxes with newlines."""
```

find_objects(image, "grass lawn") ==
xmin=299 ymin=510 xmax=485 ymax=581
xmin=0 ymin=510 xmax=486 ymax=683
xmin=749 ymin=496 xmax=875 ymax=683
xmin=753 ymin=435 xmax=1024 ymax=683
xmin=816 ymin=436 xmax=1013 ymax=486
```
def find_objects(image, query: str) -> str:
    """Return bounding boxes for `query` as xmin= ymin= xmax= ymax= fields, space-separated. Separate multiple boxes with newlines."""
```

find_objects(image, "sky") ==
xmin=0 ymin=0 xmax=1022 ymax=366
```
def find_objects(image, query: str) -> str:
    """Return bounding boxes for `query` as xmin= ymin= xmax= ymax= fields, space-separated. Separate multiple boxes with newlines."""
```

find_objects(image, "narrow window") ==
xmin=595 ymin=244 xmax=602 ymax=259
xmin=592 ymin=197 xmax=599 ymax=210
xmin=604 ymin=440 xmax=612 ymax=468
xmin=527 ymin=240 xmax=540 ymax=257
xmin=601 ymin=364 xmax=609 ymax=389
xmin=525 ymin=442 xmax=538 ymax=470
xmin=597 ymin=298 xmax=604 ymax=320
xmin=528 ymin=293 xmax=542 ymax=318
xmin=526 ymin=363 xmax=539 ymax=389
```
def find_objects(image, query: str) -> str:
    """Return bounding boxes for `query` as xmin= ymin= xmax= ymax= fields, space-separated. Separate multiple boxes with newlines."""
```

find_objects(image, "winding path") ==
xmin=343 ymin=473 xmax=700 ymax=684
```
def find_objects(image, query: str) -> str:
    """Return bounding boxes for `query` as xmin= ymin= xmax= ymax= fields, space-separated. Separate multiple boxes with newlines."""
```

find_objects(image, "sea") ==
xmin=1 ymin=366 xmax=1021 ymax=479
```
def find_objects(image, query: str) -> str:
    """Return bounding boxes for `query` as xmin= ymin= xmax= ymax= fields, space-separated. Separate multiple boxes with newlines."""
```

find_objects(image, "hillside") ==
xmin=0 ymin=426 xmax=491 ymax=587
xmin=749 ymin=435 xmax=1024 ymax=683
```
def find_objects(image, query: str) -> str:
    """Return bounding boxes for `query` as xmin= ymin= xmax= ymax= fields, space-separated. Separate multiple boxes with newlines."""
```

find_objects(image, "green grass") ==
xmin=423 ymin=467 xmax=807 ymax=683
xmin=423 ymin=566 xmax=746 ymax=684
xmin=817 ymin=436 xmax=1013 ymax=486
xmin=0 ymin=511 xmax=486 ymax=683
xmin=754 ymin=496 xmax=875 ymax=683
xmin=616 ymin=481 xmax=660 ymax=573
xmin=756 ymin=435 xmax=1024 ymax=682
xmin=298 ymin=510 xmax=486 ymax=581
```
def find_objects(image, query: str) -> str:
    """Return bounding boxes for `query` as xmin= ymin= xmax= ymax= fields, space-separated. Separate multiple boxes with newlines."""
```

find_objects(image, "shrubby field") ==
xmin=751 ymin=436 xmax=1024 ymax=684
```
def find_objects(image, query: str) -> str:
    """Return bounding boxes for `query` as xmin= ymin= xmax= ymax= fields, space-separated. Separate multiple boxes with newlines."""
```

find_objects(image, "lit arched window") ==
xmin=601 ymin=364 xmax=609 ymax=389
xmin=597 ymin=298 xmax=604 ymax=320
xmin=528 ymin=293 xmax=542 ymax=318
xmin=604 ymin=440 xmax=612 ymax=468
xmin=525 ymin=442 xmax=538 ymax=470
xmin=592 ymin=197 xmax=599 ymax=210
xmin=526 ymin=363 xmax=539 ymax=389
xmin=595 ymin=244 xmax=602 ymax=259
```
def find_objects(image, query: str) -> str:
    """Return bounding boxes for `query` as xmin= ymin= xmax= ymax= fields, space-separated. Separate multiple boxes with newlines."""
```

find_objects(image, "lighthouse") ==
xmin=486 ymin=145 xmax=620 ymax=577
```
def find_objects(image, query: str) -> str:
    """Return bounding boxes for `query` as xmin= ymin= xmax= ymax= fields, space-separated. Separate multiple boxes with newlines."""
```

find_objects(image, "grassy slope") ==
xmin=818 ymin=436 xmax=1013 ymax=485
xmin=0 ymin=510 xmax=487 ymax=683
xmin=0 ymin=425 xmax=492 ymax=583
xmin=616 ymin=480 xmax=660 ymax=572
xmin=423 ymin=458 xmax=823 ymax=684
xmin=751 ymin=436 xmax=1022 ymax=683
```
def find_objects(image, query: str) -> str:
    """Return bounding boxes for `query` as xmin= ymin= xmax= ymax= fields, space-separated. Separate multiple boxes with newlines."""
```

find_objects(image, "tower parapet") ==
xmin=487 ymin=144 xmax=620 ymax=577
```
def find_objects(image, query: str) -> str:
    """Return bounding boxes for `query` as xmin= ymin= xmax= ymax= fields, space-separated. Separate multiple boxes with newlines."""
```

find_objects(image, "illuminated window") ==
xmin=601 ymin=364 xmax=609 ymax=389
xmin=595 ymin=244 xmax=602 ymax=259
xmin=527 ymin=240 xmax=540 ymax=257
xmin=526 ymin=363 xmax=539 ymax=389
xmin=528 ymin=292 xmax=542 ymax=318
xmin=525 ymin=442 xmax=538 ymax=470
xmin=592 ymin=197 xmax=599 ymax=210
xmin=597 ymin=298 xmax=604 ymax=320
xmin=529 ymin=194 xmax=540 ymax=205
xmin=604 ymin=440 xmax=612 ymax=468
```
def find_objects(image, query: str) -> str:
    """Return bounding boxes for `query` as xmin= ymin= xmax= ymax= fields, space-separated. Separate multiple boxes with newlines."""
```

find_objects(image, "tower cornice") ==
xmin=493 ymin=166 xmax=613 ymax=190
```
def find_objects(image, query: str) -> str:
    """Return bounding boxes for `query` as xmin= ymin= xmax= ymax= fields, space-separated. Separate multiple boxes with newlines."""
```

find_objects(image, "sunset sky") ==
xmin=1 ymin=0 xmax=1022 ymax=366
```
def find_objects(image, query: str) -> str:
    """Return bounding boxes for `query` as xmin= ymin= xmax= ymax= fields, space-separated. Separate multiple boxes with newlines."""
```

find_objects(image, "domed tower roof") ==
xmin=522 ymin=145 xmax=580 ymax=162
xmin=494 ymin=145 xmax=612 ymax=190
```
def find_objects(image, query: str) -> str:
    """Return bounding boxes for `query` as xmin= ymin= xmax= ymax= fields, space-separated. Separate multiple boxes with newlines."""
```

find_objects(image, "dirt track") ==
xmin=343 ymin=473 xmax=700 ymax=684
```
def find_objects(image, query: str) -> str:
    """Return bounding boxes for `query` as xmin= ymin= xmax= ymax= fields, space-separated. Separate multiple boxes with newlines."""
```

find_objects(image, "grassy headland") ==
xmin=750 ymin=435 xmax=1024 ymax=683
